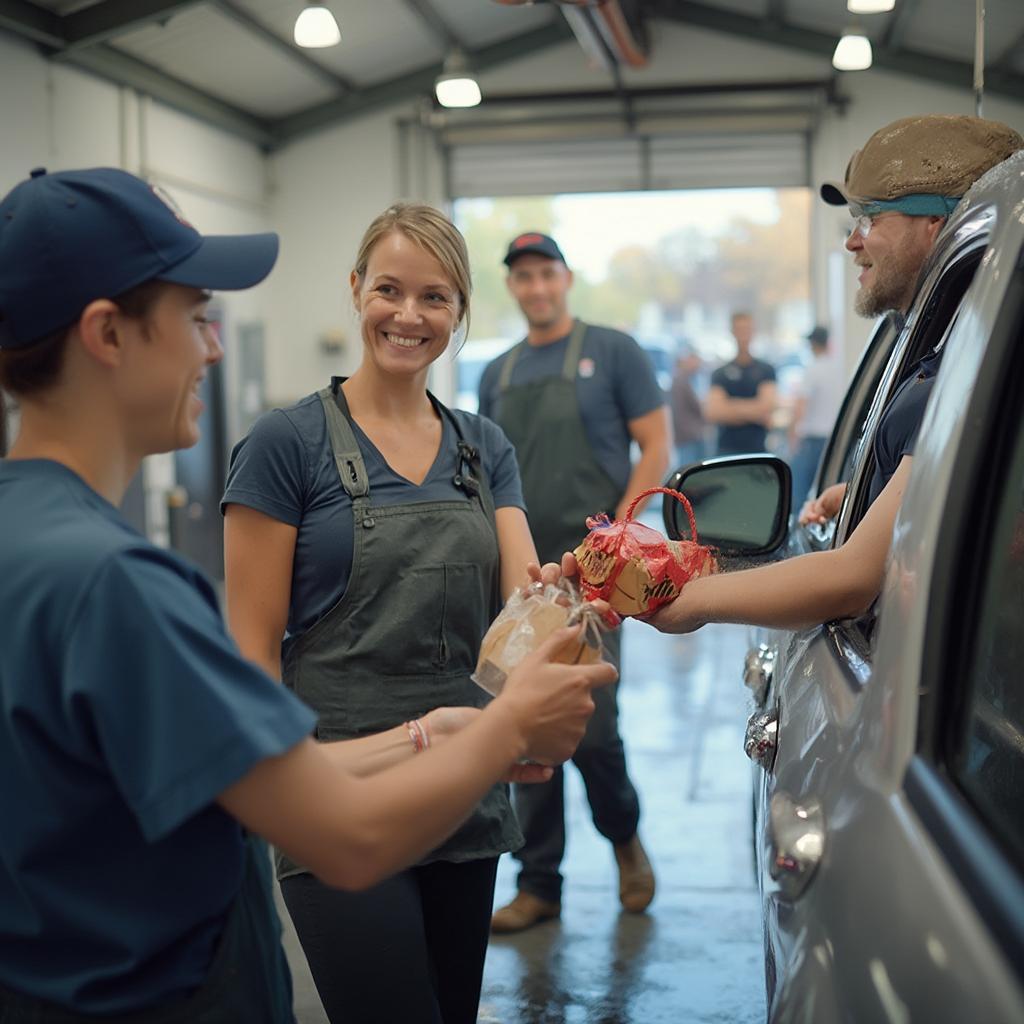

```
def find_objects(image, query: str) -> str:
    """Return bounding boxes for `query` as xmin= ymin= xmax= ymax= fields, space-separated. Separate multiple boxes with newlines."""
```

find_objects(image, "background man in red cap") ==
xmin=479 ymin=231 xmax=671 ymax=933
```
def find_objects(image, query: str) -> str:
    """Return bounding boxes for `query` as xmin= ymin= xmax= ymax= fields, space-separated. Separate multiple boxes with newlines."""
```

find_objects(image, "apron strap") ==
xmin=430 ymin=393 xmax=503 ymax=617
xmin=319 ymin=380 xmax=370 ymax=500
xmin=430 ymin=392 xmax=498 ymax=527
xmin=496 ymin=320 xmax=588 ymax=392
xmin=561 ymin=319 xmax=588 ymax=382
xmin=496 ymin=341 xmax=525 ymax=393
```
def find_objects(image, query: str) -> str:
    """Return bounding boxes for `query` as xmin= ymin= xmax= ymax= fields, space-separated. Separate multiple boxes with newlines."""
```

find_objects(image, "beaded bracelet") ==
xmin=404 ymin=717 xmax=430 ymax=753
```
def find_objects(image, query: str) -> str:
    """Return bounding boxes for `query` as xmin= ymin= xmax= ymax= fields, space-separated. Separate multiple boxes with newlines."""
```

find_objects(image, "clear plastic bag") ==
xmin=472 ymin=578 xmax=607 ymax=697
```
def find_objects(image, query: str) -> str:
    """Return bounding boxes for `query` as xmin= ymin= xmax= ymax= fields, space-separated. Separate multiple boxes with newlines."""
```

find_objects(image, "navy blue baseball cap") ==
xmin=503 ymin=231 xmax=565 ymax=267
xmin=0 ymin=167 xmax=279 ymax=349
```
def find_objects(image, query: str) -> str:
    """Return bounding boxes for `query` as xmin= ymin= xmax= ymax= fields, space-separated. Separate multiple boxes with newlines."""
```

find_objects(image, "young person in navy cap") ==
xmin=480 ymin=231 xmax=671 ymax=933
xmin=0 ymin=168 xmax=613 ymax=1022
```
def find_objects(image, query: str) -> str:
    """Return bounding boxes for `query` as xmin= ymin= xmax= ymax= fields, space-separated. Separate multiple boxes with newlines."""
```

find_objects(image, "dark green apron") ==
xmin=277 ymin=380 xmax=522 ymax=880
xmin=0 ymin=835 xmax=294 ymax=1023
xmin=495 ymin=320 xmax=624 ymax=564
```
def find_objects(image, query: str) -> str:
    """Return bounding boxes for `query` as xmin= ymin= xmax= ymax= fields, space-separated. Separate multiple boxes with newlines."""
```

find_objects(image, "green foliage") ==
xmin=455 ymin=190 xmax=810 ymax=350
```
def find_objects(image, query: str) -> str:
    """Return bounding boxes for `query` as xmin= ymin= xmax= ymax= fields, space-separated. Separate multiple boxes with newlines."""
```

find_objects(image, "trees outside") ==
xmin=453 ymin=188 xmax=812 ymax=363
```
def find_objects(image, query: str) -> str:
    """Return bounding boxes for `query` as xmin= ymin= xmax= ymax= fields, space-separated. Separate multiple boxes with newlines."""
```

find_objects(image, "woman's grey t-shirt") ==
xmin=221 ymin=393 xmax=524 ymax=637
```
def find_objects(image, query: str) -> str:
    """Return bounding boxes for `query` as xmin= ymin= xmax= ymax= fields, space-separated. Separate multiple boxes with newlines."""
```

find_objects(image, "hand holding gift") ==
xmin=573 ymin=487 xmax=717 ymax=618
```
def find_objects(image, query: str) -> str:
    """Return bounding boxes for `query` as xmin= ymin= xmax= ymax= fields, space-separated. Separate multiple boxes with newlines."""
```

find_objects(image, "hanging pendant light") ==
xmin=435 ymin=51 xmax=481 ymax=108
xmin=294 ymin=4 xmax=341 ymax=48
xmin=847 ymin=0 xmax=895 ymax=12
xmin=832 ymin=28 xmax=873 ymax=70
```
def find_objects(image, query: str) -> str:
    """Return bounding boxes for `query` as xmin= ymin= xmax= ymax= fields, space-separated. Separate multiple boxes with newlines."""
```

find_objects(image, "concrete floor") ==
xmin=281 ymin=618 xmax=766 ymax=1024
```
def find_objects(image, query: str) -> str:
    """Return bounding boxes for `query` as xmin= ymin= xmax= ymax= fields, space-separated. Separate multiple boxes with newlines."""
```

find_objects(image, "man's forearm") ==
xmin=615 ymin=442 xmax=670 ymax=520
xmin=708 ymin=396 xmax=771 ymax=426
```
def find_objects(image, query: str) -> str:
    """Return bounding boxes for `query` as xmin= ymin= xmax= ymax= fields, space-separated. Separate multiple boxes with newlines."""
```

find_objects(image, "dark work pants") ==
xmin=280 ymin=857 xmax=497 ymax=1024
xmin=513 ymin=628 xmax=641 ymax=903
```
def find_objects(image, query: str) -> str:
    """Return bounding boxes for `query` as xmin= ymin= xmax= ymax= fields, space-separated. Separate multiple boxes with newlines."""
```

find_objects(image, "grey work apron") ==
xmin=276 ymin=380 xmax=521 ymax=880
xmin=0 ymin=835 xmax=294 ymax=1023
xmin=495 ymin=320 xmax=624 ymax=564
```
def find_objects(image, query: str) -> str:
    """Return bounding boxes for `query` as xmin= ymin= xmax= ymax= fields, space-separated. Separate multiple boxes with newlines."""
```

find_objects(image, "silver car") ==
xmin=664 ymin=153 xmax=1024 ymax=1023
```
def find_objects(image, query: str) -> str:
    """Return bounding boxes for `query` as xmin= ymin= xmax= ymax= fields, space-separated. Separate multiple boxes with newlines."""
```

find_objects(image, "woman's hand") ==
xmin=423 ymin=707 xmax=554 ymax=783
xmin=525 ymin=552 xmax=620 ymax=627
xmin=526 ymin=550 xmax=579 ymax=586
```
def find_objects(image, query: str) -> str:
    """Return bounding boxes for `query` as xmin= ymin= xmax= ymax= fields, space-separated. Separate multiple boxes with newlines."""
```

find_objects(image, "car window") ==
xmin=948 ymin=417 xmax=1024 ymax=870
xmin=801 ymin=315 xmax=899 ymax=552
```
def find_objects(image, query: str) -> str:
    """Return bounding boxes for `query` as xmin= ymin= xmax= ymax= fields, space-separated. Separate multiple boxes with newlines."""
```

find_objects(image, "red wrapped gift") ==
xmin=573 ymin=487 xmax=716 ymax=617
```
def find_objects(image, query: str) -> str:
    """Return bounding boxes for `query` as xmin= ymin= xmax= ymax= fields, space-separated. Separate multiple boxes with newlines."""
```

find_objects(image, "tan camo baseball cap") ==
xmin=820 ymin=114 xmax=1024 ymax=207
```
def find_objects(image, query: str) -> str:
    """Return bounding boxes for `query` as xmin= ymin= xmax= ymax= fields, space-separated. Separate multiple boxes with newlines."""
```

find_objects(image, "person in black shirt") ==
xmin=705 ymin=312 xmax=776 ymax=455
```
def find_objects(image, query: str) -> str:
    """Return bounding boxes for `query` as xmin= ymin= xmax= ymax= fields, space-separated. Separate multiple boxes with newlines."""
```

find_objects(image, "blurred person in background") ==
xmin=669 ymin=347 xmax=706 ymax=470
xmin=788 ymin=325 xmax=844 ymax=506
xmin=705 ymin=311 xmax=776 ymax=456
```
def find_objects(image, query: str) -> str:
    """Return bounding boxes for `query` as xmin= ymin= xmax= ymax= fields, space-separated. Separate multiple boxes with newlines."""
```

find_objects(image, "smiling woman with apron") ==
xmin=222 ymin=204 xmax=545 ymax=1024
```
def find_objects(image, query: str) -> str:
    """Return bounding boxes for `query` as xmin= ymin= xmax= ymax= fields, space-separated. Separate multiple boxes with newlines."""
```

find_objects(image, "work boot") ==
xmin=614 ymin=834 xmax=655 ymax=913
xmin=490 ymin=891 xmax=560 ymax=934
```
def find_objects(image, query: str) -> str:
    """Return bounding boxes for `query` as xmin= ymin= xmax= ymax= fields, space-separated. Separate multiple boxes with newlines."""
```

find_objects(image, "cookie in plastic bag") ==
xmin=472 ymin=579 xmax=608 ymax=697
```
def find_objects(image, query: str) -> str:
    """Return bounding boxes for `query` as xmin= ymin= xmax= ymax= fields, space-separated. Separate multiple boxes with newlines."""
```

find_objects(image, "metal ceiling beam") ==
xmin=275 ymin=18 xmax=574 ymax=146
xmin=880 ymin=0 xmax=920 ymax=52
xmin=57 ymin=43 xmax=277 ymax=148
xmin=211 ymin=0 xmax=353 ymax=93
xmin=651 ymin=1 xmax=1024 ymax=101
xmin=0 ymin=0 xmax=65 ymax=48
xmin=402 ymin=0 xmax=466 ymax=53
xmin=61 ymin=0 xmax=203 ymax=51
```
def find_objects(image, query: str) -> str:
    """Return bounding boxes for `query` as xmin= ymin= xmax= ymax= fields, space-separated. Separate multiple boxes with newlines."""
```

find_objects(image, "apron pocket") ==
xmin=374 ymin=561 xmax=486 ymax=677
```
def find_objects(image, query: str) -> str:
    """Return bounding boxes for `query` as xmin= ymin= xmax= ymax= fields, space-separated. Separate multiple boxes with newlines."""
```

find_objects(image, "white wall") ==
xmin=264 ymin=110 xmax=445 ymax=404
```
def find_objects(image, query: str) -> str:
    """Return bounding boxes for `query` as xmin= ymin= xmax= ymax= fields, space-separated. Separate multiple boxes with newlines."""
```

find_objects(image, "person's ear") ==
xmin=924 ymin=216 xmax=945 ymax=245
xmin=350 ymin=270 xmax=362 ymax=313
xmin=565 ymin=268 xmax=574 ymax=290
xmin=76 ymin=299 xmax=125 ymax=369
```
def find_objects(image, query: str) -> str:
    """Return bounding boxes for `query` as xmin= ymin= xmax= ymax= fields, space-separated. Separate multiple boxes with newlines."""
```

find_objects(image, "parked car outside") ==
xmin=666 ymin=153 xmax=1024 ymax=1023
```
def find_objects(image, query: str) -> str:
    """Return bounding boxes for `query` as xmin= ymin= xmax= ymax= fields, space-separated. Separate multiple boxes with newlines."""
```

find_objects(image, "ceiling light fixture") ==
xmin=294 ymin=4 xmax=341 ymax=48
xmin=435 ymin=51 xmax=481 ymax=108
xmin=832 ymin=28 xmax=873 ymax=70
xmin=847 ymin=0 xmax=895 ymax=12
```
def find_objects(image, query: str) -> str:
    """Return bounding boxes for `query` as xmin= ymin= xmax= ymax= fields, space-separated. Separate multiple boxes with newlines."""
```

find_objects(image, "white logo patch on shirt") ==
xmin=577 ymin=357 xmax=596 ymax=379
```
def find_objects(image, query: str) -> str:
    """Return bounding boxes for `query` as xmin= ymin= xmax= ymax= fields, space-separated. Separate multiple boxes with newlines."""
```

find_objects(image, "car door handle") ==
xmin=768 ymin=791 xmax=825 ymax=901
xmin=744 ymin=705 xmax=779 ymax=771
xmin=743 ymin=642 xmax=776 ymax=705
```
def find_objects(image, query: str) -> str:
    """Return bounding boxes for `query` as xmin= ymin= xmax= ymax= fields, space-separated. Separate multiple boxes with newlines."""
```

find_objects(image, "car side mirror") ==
xmin=662 ymin=455 xmax=791 ymax=556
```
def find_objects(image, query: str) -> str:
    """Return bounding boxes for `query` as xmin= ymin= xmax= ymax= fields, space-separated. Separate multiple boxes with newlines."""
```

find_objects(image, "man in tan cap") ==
xmin=646 ymin=115 xmax=1023 ymax=642
xmin=801 ymin=113 xmax=1022 ymax=523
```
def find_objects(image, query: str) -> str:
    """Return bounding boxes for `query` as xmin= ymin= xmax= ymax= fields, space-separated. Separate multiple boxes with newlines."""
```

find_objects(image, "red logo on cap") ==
xmin=515 ymin=233 xmax=545 ymax=248
xmin=151 ymin=184 xmax=194 ymax=229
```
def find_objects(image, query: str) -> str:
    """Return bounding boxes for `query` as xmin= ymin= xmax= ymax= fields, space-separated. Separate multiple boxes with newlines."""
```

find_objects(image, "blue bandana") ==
xmin=850 ymin=193 xmax=962 ymax=218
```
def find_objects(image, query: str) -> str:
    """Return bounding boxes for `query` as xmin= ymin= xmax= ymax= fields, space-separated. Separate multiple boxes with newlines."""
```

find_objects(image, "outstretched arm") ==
xmin=649 ymin=457 xmax=911 ymax=633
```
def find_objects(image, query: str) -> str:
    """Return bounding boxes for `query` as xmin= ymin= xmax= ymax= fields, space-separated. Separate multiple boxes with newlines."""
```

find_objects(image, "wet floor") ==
xmin=283 ymin=617 xmax=766 ymax=1023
